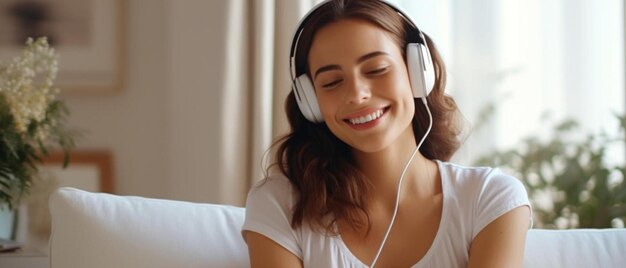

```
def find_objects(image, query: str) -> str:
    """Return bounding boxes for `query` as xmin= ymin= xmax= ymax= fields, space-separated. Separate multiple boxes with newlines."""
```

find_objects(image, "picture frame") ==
xmin=0 ymin=0 xmax=126 ymax=94
xmin=40 ymin=150 xmax=115 ymax=193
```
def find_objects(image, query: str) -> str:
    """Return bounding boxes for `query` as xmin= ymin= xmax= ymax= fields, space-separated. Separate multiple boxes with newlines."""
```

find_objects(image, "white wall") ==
xmin=60 ymin=0 xmax=242 ymax=204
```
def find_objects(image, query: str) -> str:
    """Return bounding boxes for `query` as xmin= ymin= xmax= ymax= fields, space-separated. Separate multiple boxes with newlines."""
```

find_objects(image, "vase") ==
xmin=0 ymin=207 xmax=17 ymax=240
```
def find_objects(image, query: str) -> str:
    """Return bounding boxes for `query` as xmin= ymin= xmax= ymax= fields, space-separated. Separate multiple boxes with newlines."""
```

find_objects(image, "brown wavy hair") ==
xmin=270 ymin=0 xmax=463 ymax=234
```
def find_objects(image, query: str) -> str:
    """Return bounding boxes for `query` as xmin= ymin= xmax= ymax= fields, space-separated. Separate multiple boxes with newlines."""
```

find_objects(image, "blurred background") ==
xmin=393 ymin=0 xmax=626 ymax=229
xmin=1 ymin=0 xmax=623 ymax=233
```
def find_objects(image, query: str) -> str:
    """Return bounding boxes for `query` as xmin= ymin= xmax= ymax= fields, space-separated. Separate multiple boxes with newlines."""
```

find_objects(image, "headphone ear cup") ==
xmin=294 ymin=74 xmax=324 ymax=123
xmin=406 ymin=43 xmax=435 ymax=98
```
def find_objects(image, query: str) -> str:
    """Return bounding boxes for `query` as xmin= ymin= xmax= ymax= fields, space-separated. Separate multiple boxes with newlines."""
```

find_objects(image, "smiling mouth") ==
xmin=345 ymin=107 xmax=389 ymax=125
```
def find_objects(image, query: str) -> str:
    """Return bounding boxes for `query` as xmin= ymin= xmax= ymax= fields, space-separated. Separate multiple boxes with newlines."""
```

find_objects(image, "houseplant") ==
xmin=475 ymin=115 xmax=626 ymax=229
xmin=0 ymin=37 xmax=75 ymax=214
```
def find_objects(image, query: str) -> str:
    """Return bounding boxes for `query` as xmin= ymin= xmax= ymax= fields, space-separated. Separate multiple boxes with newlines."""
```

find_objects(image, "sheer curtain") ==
xmin=166 ymin=0 xmax=319 ymax=205
xmin=220 ymin=0 xmax=321 ymax=204
xmin=390 ymin=0 xmax=625 ymax=165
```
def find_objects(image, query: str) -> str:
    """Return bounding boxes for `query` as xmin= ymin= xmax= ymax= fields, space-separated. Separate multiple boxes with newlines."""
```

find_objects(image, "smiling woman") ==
xmin=241 ymin=1 xmax=532 ymax=267
xmin=310 ymin=19 xmax=416 ymax=153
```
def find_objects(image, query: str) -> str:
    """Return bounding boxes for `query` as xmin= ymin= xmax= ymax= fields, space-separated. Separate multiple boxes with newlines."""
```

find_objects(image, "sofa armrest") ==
xmin=49 ymin=187 xmax=249 ymax=268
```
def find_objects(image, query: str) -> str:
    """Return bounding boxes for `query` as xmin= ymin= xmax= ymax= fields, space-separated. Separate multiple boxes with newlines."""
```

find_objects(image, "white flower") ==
xmin=0 ymin=37 xmax=59 ymax=136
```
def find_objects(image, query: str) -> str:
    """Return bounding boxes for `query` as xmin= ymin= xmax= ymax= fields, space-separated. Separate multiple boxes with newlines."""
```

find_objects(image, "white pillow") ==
xmin=49 ymin=187 xmax=249 ymax=268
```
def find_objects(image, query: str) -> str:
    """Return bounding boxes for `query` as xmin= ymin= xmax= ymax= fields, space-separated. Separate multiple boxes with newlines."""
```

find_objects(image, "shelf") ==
xmin=0 ymin=248 xmax=48 ymax=268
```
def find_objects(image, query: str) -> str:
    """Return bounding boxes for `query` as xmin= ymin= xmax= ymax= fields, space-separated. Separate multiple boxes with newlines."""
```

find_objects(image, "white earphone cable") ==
xmin=369 ymin=97 xmax=433 ymax=268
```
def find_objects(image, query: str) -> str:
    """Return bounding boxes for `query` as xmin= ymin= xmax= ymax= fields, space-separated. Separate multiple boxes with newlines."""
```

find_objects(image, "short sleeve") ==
xmin=241 ymin=175 xmax=302 ymax=258
xmin=472 ymin=169 xmax=532 ymax=238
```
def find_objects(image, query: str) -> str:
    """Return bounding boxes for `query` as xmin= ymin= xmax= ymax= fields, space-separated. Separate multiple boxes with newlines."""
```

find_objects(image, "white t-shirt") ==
xmin=242 ymin=160 xmax=532 ymax=268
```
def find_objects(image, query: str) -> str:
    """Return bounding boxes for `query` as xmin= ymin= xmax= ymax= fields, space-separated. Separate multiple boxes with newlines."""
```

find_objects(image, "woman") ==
xmin=242 ymin=0 xmax=532 ymax=267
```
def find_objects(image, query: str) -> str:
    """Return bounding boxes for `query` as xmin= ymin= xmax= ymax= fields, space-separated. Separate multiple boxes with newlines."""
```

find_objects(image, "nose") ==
xmin=345 ymin=75 xmax=371 ymax=104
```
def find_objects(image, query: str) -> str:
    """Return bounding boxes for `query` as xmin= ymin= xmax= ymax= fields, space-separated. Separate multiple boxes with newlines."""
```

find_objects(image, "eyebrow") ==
xmin=313 ymin=51 xmax=389 ymax=80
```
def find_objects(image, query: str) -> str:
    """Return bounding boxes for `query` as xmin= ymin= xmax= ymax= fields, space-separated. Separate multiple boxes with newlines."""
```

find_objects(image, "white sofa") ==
xmin=49 ymin=187 xmax=626 ymax=268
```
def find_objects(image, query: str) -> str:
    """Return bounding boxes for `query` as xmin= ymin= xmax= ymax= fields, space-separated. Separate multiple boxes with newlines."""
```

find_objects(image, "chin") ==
xmin=346 ymin=138 xmax=391 ymax=154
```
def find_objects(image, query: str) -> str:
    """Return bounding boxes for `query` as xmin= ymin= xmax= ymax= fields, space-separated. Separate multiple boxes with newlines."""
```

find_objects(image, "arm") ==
xmin=244 ymin=231 xmax=304 ymax=268
xmin=467 ymin=206 xmax=531 ymax=268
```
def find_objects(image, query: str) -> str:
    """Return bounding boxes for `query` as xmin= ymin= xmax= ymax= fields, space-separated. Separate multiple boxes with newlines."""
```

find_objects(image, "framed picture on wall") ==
xmin=0 ymin=0 xmax=126 ymax=94
xmin=40 ymin=150 xmax=115 ymax=193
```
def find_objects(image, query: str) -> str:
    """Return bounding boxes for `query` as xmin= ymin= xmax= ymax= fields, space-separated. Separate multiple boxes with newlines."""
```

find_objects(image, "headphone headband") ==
xmin=289 ymin=0 xmax=426 ymax=79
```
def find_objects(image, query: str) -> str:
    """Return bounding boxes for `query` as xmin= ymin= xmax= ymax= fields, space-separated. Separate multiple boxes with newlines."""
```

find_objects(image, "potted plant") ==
xmin=0 ymin=37 xmax=75 ymax=241
xmin=475 ymin=115 xmax=626 ymax=229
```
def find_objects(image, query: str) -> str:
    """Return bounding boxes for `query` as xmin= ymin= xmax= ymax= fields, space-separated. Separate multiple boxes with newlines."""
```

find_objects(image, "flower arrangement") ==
xmin=0 ymin=37 xmax=75 ymax=210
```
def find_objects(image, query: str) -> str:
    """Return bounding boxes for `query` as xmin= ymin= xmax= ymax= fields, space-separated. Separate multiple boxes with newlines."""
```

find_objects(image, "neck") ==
xmin=353 ymin=132 xmax=437 ymax=210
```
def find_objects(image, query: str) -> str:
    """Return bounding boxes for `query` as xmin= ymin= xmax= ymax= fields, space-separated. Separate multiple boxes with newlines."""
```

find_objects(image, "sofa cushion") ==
xmin=49 ymin=187 xmax=249 ymax=268
xmin=50 ymin=187 xmax=626 ymax=267
xmin=524 ymin=228 xmax=626 ymax=268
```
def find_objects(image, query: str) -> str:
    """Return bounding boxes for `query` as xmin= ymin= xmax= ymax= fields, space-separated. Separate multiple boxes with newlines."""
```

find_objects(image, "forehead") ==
xmin=308 ymin=18 xmax=403 ymax=68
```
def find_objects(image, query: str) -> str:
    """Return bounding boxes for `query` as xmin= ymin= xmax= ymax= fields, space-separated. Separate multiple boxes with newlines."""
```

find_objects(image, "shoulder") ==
xmin=438 ymin=160 xmax=525 ymax=195
xmin=437 ymin=161 xmax=531 ymax=236
xmin=246 ymin=173 xmax=297 ymax=215
xmin=438 ymin=160 xmax=499 ymax=179
xmin=243 ymin=172 xmax=303 ymax=257
xmin=248 ymin=173 xmax=294 ymax=198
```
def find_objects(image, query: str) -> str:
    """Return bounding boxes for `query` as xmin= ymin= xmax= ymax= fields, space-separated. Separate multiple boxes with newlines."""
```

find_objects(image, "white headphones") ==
xmin=289 ymin=0 xmax=436 ymax=123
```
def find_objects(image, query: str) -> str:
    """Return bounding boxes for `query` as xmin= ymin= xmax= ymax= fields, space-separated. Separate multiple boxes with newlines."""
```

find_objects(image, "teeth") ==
xmin=348 ymin=109 xmax=384 ymax=125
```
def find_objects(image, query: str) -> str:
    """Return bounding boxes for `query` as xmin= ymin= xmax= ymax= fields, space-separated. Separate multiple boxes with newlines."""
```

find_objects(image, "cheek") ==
xmin=406 ymin=98 xmax=416 ymax=117
xmin=316 ymin=92 xmax=339 ymax=118
xmin=380 ymin=71 xmax=413 ymax=99
xmin=385 ymin=70 xmax=416 ymax=116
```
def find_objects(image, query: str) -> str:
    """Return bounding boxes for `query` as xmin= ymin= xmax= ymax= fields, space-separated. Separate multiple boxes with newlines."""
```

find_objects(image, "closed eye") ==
xmin=366 ymin=66 xmax=389 ymax=75
xmin=322 ymin=79 xmax=343 ymax=89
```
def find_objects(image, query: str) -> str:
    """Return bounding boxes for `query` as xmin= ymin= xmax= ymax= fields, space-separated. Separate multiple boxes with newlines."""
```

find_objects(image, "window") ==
xmin=392 ymin=0 xmax=625 ymax=165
